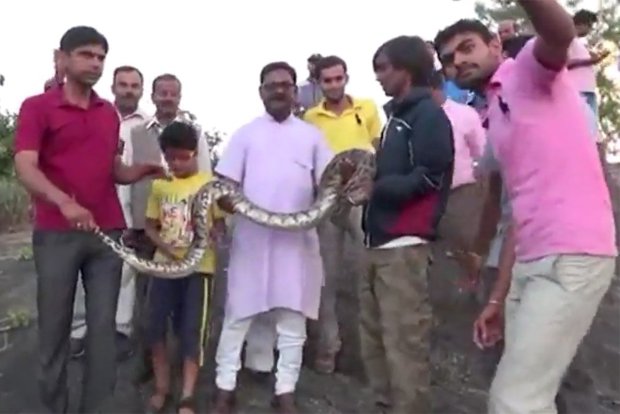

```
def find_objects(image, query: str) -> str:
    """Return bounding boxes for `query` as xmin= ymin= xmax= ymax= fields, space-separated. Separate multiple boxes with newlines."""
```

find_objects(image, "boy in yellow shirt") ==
xmin=144 ymin=121 xmax=224 ymax=414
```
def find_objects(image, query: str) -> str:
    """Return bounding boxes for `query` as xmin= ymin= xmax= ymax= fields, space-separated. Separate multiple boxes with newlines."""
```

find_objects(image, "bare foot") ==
xmin=148 ymin=391 xmax=169 ymax=413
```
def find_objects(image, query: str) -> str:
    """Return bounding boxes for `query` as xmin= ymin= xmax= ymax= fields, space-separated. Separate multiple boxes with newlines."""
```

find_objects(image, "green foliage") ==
xmin=0 ymin=177 xmax=29 ymax=230
xmin=0 ymin=81 xmax=29 ymax=230
xmin=473 ymin=0 xmax=620 ymax=149
xmin=0 ymin=111 xmax=16 ymax=178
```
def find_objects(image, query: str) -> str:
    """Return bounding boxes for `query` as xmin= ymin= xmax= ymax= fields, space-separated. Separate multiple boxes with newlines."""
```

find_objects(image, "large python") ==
xmin=94 ymin=148 xmax=376 ymax=279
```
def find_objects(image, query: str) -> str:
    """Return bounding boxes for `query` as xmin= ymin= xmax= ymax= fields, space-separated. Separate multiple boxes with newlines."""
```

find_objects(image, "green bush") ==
xmin=0 ymin=110 xmax=29 ymax=230
xmin=0 ymin=177 xmax=29 ymax=231
xmin=0 ymin=111 xmax=16 ymax=178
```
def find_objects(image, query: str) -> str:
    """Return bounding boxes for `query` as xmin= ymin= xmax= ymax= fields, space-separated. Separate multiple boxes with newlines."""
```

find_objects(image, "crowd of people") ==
xmin=11 ymin=1 xmax=616 ymax=413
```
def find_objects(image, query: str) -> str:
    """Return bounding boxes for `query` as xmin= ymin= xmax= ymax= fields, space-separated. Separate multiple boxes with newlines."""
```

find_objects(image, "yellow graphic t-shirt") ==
xmin=145 ymin=171 xmax=223 ymax=274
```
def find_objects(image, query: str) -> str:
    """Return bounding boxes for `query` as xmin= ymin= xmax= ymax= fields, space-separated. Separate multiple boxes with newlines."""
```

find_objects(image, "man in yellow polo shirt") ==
xmin=303 ymin=55 xmax=382 ymax=374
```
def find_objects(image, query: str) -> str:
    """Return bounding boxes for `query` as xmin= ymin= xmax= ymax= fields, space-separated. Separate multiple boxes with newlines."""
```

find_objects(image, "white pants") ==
xmin=216 ymin=309 xmax=307 ymax=395
xmin=71 ymin=262 xmax=136 ymax=338
xmin=244 ymin=312 xmax=277 ymax=372
xmin=489 ymin=254 xmax=615 ymax=414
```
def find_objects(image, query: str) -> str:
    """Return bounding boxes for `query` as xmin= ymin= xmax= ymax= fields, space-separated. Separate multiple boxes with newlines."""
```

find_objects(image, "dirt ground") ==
xmin=0 ymin=229 xmax=617 ymax=413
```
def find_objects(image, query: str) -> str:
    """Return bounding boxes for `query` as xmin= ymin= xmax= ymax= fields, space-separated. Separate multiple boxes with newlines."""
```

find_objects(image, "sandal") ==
xmin=147 ymin=391 xmax=172 ymax=414
xmin=178 ymin=395 xmax=197 ymax=414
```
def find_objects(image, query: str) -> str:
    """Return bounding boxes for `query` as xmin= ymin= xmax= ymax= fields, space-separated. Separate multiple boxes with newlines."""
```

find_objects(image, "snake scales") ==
xmin=94 ymin=148 xmax=376 ymax=279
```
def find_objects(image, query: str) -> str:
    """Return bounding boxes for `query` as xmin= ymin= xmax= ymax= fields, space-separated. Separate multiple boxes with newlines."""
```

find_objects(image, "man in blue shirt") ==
xmin=442 ymin=63 xmax=472 ymax=104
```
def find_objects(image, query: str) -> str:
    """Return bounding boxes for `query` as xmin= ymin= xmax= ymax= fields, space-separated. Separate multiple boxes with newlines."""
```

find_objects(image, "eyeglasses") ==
xmin=261 ymin=82 xmax=295 ymax=93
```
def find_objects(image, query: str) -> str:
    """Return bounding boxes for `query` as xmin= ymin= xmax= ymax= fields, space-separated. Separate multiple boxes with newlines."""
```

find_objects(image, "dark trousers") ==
xmin=129 ymin=230 xmax=156 ymax=384
xmin=33 ymin=229 xmax=123 ymax=413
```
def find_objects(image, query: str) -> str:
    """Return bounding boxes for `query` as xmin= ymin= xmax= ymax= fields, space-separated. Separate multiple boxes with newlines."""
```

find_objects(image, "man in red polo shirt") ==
xmin=13 ymin=26 xmax=162 ymax=413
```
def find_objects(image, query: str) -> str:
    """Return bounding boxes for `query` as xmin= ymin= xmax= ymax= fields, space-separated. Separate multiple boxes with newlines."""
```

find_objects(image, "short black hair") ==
xmin=307 ymin=53 xmax=323 ymax=63
xmin=259 ymin=61 xmax=297 ymax=84
xmin=502 ymin=34 xmax=534 ymax=59
xmin=315 ymin=55 xmax=348 ymax=79
xmin=113 ymin=66 xmax=144 ymax=84
xmin=573 ymin=9 xmax=598 ymax=26
xmin=373 ymin=35 xmax=434 ymax=87
xmin=434 ymin=19 xmax=494 ymax=54
xmin=59 ymin=26 xmax=109 ymax=54
xmin=429 ymin=70 xmax=445 ymax=90
xmin=152 ymin=73 xmax=181 ymax=93
xmin=159 ymin=122 xmax=198 ymax=152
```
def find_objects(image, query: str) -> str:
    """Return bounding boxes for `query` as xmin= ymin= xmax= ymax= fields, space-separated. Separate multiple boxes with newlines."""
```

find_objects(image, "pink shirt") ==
xmin=486 ymin=40 xmax=616 ymax=261
xmin=442 ymin=99 xmax=486 ymax=189
xmin=567 ymin=37 xmax=597 ymax=93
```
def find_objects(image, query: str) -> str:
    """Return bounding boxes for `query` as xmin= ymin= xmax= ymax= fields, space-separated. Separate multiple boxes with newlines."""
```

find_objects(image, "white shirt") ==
xmin=567 ymin=37 xmax=597 ymax=93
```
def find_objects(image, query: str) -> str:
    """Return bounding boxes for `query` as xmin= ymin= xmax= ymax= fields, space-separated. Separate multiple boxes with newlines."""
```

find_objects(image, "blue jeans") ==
xmin=580 ymin=91 xmax=598 ymax=118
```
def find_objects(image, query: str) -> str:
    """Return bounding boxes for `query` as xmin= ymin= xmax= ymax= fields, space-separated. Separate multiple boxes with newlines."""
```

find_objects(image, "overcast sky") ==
xmin=0 ymin=0 xmax=607 ymax=135
xmin=0 ymin=0 xmax=480 ymax=133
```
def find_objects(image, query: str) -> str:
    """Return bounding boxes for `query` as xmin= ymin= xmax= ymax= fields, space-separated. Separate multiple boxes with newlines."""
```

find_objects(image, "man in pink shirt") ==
xmin=435 ymin=1 xmax=616 ymax=413
xmin=567 ymin=10 xmax=609 ymax=149
xmin=430 ymin=70 xmax=487 ymax=291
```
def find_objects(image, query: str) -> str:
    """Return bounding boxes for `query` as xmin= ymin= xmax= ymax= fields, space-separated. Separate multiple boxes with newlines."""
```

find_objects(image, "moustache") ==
xmin=270 ymin=94 xmax=288 ymax=102
xmin=122 ymin=93 xmax=137 ymax=99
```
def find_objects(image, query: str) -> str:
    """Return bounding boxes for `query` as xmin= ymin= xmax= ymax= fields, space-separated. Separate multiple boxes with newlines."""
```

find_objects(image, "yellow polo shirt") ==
xmin=303 ymin=97 xmax=382 ymax=154
xmin=145 ymin=171 xmax=224 ymax=274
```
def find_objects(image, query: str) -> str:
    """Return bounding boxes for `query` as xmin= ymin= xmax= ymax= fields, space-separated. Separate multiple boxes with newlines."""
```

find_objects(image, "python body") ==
xmin=94 ymin=148 xmax=376 ymax=279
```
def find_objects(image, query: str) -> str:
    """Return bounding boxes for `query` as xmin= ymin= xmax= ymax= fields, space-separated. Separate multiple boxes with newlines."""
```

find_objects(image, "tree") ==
xmin=471 ymin=0 xmax=620 ymax=151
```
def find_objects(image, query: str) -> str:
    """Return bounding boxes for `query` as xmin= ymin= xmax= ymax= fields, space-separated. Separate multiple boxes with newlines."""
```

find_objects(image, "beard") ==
xmin=325 ymin=89 xmax=345 ymax=102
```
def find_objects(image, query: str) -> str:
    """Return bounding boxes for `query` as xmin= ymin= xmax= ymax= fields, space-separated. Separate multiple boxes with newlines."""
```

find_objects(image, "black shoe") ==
xmin=70 ymin=337 xmax=85 ymax=359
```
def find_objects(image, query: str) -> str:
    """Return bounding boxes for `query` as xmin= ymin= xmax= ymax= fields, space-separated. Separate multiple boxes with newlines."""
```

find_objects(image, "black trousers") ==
xmin=33 ymin=229 xmax=122 ymax=413
xmin=129 ymin=230 xmax=156 ymax=384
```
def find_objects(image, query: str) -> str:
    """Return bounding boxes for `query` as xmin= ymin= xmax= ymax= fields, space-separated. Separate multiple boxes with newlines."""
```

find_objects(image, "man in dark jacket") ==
xmin=359 ymin=35 xmax=454 ymax=413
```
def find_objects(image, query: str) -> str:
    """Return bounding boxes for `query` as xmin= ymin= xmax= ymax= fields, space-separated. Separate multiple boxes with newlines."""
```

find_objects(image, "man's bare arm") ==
xmin=488 ymin=224 xmax=516 ymax=304
xmin=113 ymin=156 xmax=163 ymax=185
xmin=14 ymin=151 xmax=72 ymax=207
xmin=472 ymin=173 xmax=503 ymax=256
xmin=519 ymin=0 xmax=576 ymax=70
xmin=567 ymin=49 xmax=610 ymax=69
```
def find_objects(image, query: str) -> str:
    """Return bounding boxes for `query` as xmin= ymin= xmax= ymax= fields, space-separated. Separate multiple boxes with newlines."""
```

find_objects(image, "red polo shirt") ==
xmin=14 ymin=86 xmax=126 ymax=230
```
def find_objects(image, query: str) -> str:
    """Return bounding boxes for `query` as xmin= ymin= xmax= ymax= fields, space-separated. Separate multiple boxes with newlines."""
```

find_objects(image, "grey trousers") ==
xmin=33 ymin=229 xmax=123 ymax=413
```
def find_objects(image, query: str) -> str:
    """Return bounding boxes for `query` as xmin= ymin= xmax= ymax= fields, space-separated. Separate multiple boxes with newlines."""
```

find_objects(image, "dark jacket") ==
xmin=362 ymin=88 xmax=454 ymax=248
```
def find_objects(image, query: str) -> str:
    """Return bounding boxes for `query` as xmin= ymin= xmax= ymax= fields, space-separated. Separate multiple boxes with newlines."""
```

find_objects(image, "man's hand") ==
xmin=138 ymin=164 xmax=167 ymax=179
xmin=473 ymin=301 xmax=504 ymax=350
xmin=59 ymin=199 xmax=96 ymax=230
xmin=339 ymin=159 xmax=356 ymax=185
xmin=121 ymin=230 xmax=139 ymax=248
xmin=344 ymin=177 xmax=373 ymax=205
xmin=593 ymin=48 xmax=611 ymax=63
